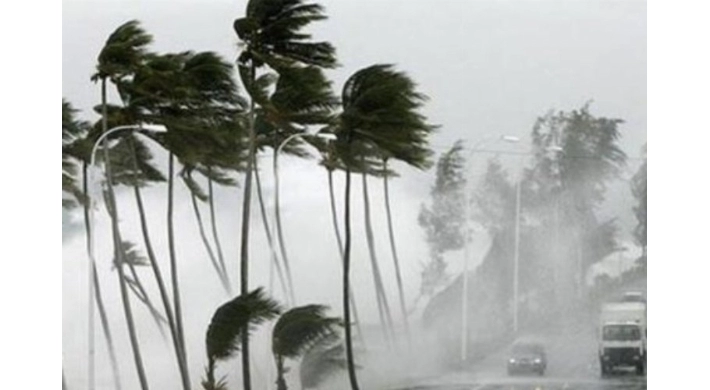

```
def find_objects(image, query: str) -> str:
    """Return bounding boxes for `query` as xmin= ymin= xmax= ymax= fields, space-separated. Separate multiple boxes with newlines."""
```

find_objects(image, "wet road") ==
xmin=387 ymin=322 xmax=646 ymax=390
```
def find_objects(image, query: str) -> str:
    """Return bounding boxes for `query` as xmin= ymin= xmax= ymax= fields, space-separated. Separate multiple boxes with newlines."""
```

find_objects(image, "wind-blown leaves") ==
xmin=205 ymin=288 xmax=281 ymax=362
xmin=336 ymin=64 xmax=435 ymax=169
xmin=272 ymin=304 xmax=341 ymax=359
xmin=62 ymin=99 xmax=91 ymax=209
xmin=93 ymin=20 xmax=153 ymax=84
xmin=235 ymin=0 xmax=336 ymax=69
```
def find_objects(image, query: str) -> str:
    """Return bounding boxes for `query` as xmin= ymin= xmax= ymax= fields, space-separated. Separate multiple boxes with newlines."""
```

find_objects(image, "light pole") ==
xmin=461 ymin=134 xmax=519 ymax=363
xmin=272 ymin=131 xmax=337 ymax=306
xmin=87 ymin=123 xmax=166 ymax=390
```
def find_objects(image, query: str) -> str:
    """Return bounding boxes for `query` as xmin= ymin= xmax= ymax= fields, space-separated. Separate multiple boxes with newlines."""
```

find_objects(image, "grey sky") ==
xmin=62 ymin=0 xmax=646 ymax=388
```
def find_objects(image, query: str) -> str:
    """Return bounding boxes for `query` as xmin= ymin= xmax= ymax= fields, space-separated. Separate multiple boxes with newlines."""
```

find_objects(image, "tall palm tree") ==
xmin=92 ymin=20 xmax=155 ymax=390
xmin=129 ymin=50 xmax=247 ymax=390
xmin=271 ymin=305 xmax=341 ymax=390
xmin=63 ymin=99 xmax=124 ymax=390
xmin=319 ymin=143 xmax=365 ymax=346
xmin=203 ymin=288 xmax=281 ymax=390
xmin=360 ymin=165 xmax=396 ymax=345
xmin=333 ymin=64 xmax=435 ymax=390
xmin=233 ymin=1 xmax=336 ymax=388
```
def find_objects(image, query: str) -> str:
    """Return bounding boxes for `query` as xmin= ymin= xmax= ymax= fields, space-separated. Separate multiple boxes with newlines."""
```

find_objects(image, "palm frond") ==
xmin=205 ymin=287 xmax=281 ymax=362
xmin=94 ymin=20 xmax=153 ymax=82
xmin=235 ymin=0 xmax=336 ymax=69
xmin=272 ymin=304 xmax=341 ymax=359
xmin=336 ymin=64 xmax=436 ymax=171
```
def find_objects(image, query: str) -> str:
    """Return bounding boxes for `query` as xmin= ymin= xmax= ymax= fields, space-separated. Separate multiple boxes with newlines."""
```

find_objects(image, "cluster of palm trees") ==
xmin=62 ymin=1 xmax=436 ymax=390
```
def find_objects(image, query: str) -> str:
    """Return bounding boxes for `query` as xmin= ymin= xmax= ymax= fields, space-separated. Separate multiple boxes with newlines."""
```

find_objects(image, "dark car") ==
xmin=507 ymin=340 xmax=547 ymax=376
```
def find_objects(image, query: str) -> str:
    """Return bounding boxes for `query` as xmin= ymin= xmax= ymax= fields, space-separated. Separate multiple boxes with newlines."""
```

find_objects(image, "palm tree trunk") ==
xmin=327 ymin=170 xmax=365 ymax=347
xmin=253 ymin=157 xmax=289 ymax=303
xmin=208 ymin=172 xmax=230 ymax=288
xmin=239 ymin=62 xmax=257 ymax=390
xmin=272 ymin=150 xmax=296 ymax=304
xmin=102 ymin=77 xmax=150 ymax=390
xmin=83 ymin=163 xmax=123 ymax=390
xmin=361 ymin=172 xmax=395 ymax=345
xmin=167 ymin=152 xmax=189 ymax=381
xmin=127 ymin=140 xmax=191 ymax=390
xmin=342 ymin=168 xmax=360 ymax=390
xmin=190 ymin=189 xmax=231 ymax=293
xmin=382 ymin=160 xmax=411 ymax=343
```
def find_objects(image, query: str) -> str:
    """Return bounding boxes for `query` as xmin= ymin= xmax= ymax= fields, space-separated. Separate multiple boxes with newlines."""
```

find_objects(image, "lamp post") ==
xmin=461 ymin=134 xmax=519 ymax=363
xmin=87 ymin=123 xmax=166 ymax=390
xmin=272 ymin=131 xmax=337 ymax=305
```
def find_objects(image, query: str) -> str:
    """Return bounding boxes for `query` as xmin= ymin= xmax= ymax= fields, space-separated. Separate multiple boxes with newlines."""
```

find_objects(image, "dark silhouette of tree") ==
xmin=271 ymin=305 xmax=341 ymax=390
xmin=417 ymin=141 xmax=467 ymax=301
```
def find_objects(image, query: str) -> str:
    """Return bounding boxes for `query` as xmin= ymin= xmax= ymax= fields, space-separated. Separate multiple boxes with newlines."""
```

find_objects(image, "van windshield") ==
xmin=603 ymin=324 xmax=641 ymax=341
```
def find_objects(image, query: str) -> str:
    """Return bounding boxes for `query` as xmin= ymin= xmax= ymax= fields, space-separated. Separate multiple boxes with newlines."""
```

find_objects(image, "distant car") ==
xmin=507 ymin=340 xmax=547 ymax=376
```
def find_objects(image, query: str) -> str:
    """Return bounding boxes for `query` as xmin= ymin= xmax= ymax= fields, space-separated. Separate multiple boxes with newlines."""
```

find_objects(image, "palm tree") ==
xmin=319 ymin=143 xmax=365 ymax=346
xmin=271 ymin=305 xmax=341 ymax=390
xmin=203 ymin=288 xmax=281 ymax=390
xmin=333 ymin=64 xmax=435 ymax=389
xmin=233 ymin=1 xmax=336 ymax=388
xmin=93 ymin=20 xmax=155 ymax=390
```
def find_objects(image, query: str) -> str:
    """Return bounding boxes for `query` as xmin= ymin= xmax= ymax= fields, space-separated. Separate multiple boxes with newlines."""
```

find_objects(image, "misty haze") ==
xmin=62 ymin=1 xmax=647 ymax=389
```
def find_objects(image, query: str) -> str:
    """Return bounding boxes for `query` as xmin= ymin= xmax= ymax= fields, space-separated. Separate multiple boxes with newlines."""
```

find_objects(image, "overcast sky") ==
xmin=61 ymin=0 xmax=648 ymax=388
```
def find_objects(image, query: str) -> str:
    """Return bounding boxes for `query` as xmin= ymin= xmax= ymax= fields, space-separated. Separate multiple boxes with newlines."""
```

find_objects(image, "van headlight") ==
xmin=534 ymin=358 xmax=542 ymax=364
xmin=509 ymin=358 xmax=516 ymax=364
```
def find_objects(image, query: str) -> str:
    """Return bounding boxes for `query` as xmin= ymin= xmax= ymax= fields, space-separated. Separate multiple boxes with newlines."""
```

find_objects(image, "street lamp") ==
xmin=461 ymin=134 xmax=519 ymax=363
xmin=86 ymin=123 xmax=166 ymax=390
xmin=272 ymin=131 xmax=337 ymax=305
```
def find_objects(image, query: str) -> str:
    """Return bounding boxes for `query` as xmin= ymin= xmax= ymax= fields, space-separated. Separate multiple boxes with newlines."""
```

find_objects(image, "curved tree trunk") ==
xmin=273 ymin=151 xmax=296 ymax=304
xmin=127 ymin=138 xmax=191 ymax=390
xmin=342 ymin=168 xmax=360 ymax=390
xmin=208 ymin=172 xmax=230 ymax=289
xmin=382 ymin=160 xmax=411 ymax=343
xmin=190 ymin=189 xmax=231 ymax=293
xmin=167 ymin=152 xmax=189 ymax=386
xmin=327 ymin=169 xmax=365 ymax=347
xmin=239 ymin=63 xmax=257 ymax=390
xmin=361 ymin=172 xmax=395 ymax=345
xmin=101 ymin=77 xmax=150 ymax=390
xmin=254 ymin=157 xmax=289 ymax=303
xmin=83 ymin=163 xmax=122 ymax=390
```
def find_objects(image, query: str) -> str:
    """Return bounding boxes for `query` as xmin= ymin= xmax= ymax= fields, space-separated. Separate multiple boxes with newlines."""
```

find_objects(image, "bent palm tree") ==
xmin=93 ymin=20 xmax=154 ymax=390
xmin=334 ymin=64 xmax=435 ymax=390
xmin=203 ymin=288 xmax=281 ymax=390
xmin=271 ymin=305 xmax=341 ymax=390
xmin=233 ymin=1 xmax=336 ymax=388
